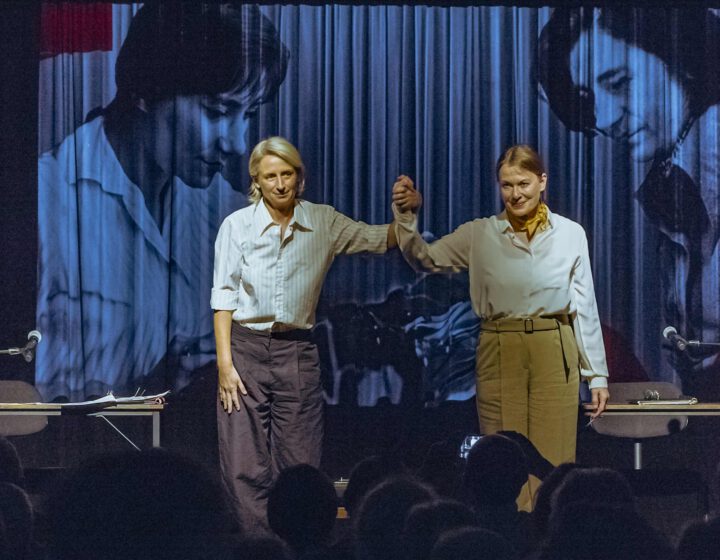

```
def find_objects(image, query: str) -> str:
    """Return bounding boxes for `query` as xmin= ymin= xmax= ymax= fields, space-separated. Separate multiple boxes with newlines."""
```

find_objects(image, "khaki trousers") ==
xmin=475 ymin=318 xmax=580 ymax=510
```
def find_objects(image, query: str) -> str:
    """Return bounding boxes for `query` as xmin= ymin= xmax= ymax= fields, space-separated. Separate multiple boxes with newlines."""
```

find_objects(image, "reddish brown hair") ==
xmin=495 ymin=145 xmax=546 ymax=179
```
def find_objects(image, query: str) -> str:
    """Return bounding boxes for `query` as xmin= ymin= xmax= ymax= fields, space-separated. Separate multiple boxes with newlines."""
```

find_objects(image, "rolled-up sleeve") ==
xmin=571 ymin=232 xmax=609 ymax=389
xmin=330 ymin=210 xmax=389 ymax=256
xmin=211 ymin=217 xmax=242 ymax=311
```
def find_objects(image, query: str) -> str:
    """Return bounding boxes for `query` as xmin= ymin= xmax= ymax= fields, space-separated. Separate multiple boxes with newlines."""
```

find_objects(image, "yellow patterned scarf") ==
xmin=507 ymin=202 xmax=549 ymax=241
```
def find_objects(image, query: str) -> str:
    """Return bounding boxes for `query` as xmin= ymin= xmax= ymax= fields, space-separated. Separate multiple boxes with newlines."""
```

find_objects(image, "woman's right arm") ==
xmin=214 ymin=310 xmax=245 ymax=413
xmin=211 ymin=218 xmax=246 ymax=413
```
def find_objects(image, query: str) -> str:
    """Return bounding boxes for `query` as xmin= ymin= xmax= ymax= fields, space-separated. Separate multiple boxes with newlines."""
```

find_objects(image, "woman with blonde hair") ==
xmin=213 ymin=136 xmax=420 ymax=533
xmin=392 ymin=145 xmax=609 ymax=508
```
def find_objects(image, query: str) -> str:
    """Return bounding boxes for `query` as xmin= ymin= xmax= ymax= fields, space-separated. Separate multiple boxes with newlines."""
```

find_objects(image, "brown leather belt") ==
xmin=481 ymin=315 xmax=571 ymax=334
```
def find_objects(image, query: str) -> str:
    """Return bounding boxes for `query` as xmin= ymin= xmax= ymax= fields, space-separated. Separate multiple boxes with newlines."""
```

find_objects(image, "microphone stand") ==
xmin=1 ymin=335 xmax=38 ymax=362
xmin=686 ymin=341 xmax=720 ymax=349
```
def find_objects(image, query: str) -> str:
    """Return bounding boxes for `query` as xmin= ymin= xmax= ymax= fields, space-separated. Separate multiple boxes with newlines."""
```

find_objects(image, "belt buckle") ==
xmin=524 ymin=318 xmax=533 ymax=333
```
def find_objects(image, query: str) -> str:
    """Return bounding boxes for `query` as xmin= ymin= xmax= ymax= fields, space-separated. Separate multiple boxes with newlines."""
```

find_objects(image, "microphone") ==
xmin=662 ymin=326 xmax=688 ymax=352
xmin=22 ymin=330 xmax=42 ymax=363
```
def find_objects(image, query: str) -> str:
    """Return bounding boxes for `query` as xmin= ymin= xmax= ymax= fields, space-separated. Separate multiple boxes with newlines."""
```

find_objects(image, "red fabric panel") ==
xmin=602 ymin=324 xmax=650 ymax=382
xmin=40 ymin=2 xmax=112 ymax=58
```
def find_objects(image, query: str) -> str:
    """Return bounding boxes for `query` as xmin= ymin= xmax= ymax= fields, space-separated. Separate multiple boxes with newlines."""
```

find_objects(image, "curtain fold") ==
xmin=36 ymin=3 xmax=720 ymax=404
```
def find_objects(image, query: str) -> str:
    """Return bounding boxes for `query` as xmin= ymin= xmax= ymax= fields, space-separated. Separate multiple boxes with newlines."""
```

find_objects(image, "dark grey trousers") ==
xmin=217 ymin=323 xmax=324 ymax=536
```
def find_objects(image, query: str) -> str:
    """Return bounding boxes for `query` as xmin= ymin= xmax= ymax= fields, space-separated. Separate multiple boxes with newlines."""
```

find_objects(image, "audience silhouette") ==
xmin=550 ymin=467 xmax=635 ymax=520
xmin=343 ymin=454 xmax=407 ymax=517
xmin=531 ymin=462 xmax=581 ymax=543
xmin=430 ymin=526 xmax=515 ymax=560
xmin=416 ymin=440 xmax=465 ymax=499
xmin=354 ymin=476 xmax=435 ymax=560
xmin=462 ymin=433 xmax=533 ymax=556
xmin=46 ymin=448 xmax=237 ymax=560
xmin=402 ymin=499 xmax=477 ymax=560
xmin=677 ymin=515 xmax=720 ymax=560
xmin=267 ymin=464 xmax=338 ymax=557
xmin=3 ymin=424 xmax=716 ymax=560
xmin=540 ymin=502 xmax=674 ymax=560
xmin=0 ymin=481 xmax=34 ymax=560
xmin=0 ymin=437 xmax=24 ymax=487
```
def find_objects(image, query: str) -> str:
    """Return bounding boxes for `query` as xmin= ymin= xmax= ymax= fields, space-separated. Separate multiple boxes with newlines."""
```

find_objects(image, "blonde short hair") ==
xmin=248 ymin=136 xmax=306 ymax=204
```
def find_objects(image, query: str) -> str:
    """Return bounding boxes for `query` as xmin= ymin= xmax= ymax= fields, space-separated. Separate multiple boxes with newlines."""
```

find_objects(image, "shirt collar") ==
xmin=252 ymin=198 xmax=315 ymax=237
xmin=495 ymin=207 xmax=556 ymax=234
xmin=252 ymin=199 xmax=276 ymax=237
xmin=292 ymin=200 xmax=315 ymax=231
xmin=61 ymin=117 xmax=170 ymax=261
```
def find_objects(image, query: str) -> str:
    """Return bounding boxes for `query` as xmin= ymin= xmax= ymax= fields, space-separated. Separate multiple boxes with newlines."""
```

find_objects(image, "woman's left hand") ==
xmin=590 ymin=387 xmax=610 ymax=418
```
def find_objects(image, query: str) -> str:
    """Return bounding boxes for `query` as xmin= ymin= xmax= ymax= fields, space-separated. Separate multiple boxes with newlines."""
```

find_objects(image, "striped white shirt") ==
xmin=211 ymin=199 xmax=389 ymax=330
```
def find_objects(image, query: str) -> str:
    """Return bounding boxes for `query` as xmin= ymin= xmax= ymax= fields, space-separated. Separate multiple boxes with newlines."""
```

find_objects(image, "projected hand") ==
xmin=393 ymin=175 xmax=422 ymax=213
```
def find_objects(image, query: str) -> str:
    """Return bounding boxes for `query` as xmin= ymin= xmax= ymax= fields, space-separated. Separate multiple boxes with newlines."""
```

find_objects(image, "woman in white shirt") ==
xmin=392 ymin=145 xmax=609 ymax=508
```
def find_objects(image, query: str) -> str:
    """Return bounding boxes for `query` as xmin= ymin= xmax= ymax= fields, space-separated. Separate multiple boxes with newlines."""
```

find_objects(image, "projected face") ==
xmin=498 ymin=165 xmax=547 ymax=219
xmin=255 ymin=155 xmax=298 ymax=214
xmin=150 ymin=93 xmax=251 ymax=189
xmin=569 ymin=28 xmax=690 ymax=162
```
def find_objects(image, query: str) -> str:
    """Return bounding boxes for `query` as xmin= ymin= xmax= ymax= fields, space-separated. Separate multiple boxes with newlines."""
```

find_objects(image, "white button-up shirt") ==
xmin=37 ymin=117 xmax=226 ymax=401
xmin=393 ymin=206 xmax=609 ymax=388
xmin=212 ymin=199 xmax=389 ymax=330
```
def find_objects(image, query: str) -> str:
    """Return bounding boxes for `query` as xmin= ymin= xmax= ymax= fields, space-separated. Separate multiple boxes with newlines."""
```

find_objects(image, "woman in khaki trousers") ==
xmin=392 ymin=145 xmax=609 ymax=509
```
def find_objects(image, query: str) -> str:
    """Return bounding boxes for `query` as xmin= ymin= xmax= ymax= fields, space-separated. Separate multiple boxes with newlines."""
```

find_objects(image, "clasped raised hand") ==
xmin=392 ymin=175 xmax=422 ymax=213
